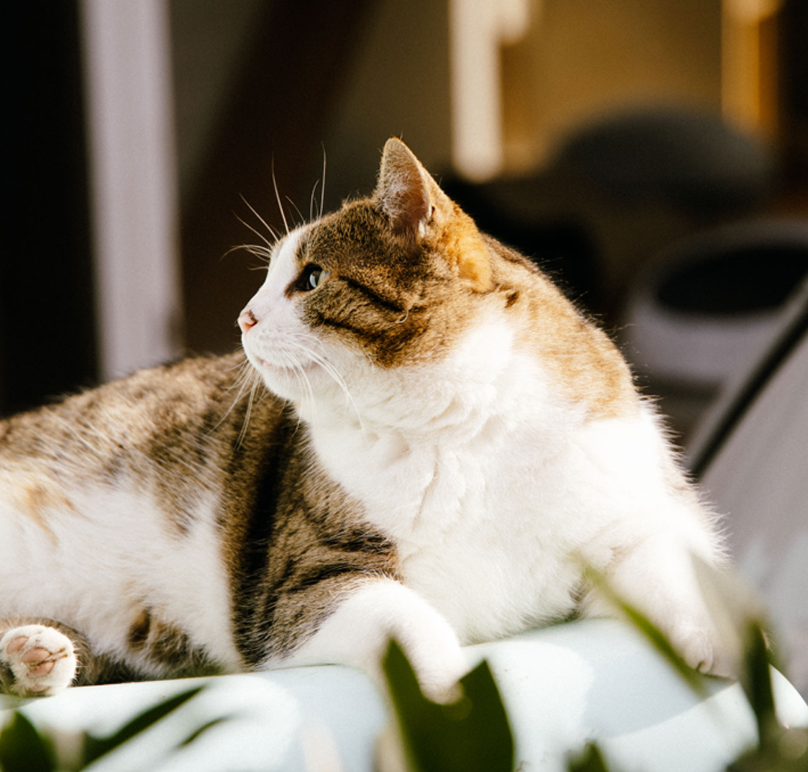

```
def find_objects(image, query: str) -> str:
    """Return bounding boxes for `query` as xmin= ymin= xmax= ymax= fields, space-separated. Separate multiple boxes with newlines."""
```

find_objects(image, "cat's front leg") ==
xmin=283 ymin=578 xmax=468 ymax=701
xmin=583 ymin=534 xmax=735 ymax=678
xmin=0 ymin=623 xmax=78 ymax=697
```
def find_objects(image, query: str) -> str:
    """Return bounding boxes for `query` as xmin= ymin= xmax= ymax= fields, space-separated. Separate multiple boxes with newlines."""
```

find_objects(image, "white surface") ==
xmin=3 ymin=619 xmax=807 ymax=771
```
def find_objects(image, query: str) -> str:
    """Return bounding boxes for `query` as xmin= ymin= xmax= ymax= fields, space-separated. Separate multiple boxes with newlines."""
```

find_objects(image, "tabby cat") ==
xmin=0 ymin=139 xmax=729 ymax=699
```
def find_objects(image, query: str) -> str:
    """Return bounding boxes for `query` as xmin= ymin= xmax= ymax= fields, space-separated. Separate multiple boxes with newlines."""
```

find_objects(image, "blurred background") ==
xmin=2 ymin=0 xmax=805 ymax=435
xmin=1 ymin=0 xmax=805 ymax=426
xmin=2 ymin=0 xmax=807 ymax=692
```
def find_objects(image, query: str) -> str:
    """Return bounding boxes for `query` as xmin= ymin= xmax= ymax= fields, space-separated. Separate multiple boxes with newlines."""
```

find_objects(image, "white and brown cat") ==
xmin=0 ymin=138 xmax=729 ymax=699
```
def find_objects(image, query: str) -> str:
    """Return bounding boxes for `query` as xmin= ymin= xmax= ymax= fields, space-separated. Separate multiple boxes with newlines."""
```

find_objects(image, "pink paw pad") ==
xmin=0 ymin=625 xmax=77 ymax=697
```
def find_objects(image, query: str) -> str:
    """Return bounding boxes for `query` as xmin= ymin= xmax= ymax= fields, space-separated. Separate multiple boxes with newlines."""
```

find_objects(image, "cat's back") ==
xmin=0 ymin=350 xmax=301 ymax=543
xmin=2 ymin=352 xmax=248 ymax=463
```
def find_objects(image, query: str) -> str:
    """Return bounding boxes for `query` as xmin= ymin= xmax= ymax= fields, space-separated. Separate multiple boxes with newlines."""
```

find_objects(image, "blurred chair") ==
xmin=689 ymin=276 xmax=808 ymax=698
xmin=622 ymin=220 xmax=808 ymax=439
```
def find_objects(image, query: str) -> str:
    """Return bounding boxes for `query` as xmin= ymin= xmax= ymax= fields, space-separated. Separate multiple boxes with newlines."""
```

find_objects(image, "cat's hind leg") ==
xmin=0 ymin=620 xmax=81 ymax=697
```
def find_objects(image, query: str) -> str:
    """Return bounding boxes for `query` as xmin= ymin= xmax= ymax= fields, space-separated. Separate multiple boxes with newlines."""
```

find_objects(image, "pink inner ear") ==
xmin=376 ymin=139 xmax=433 ymax=235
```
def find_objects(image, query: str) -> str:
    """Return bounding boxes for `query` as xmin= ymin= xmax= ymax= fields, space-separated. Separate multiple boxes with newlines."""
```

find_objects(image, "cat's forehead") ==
xmin=303 ymin=202 xmax=387 ymax=256
xmin=295 ymin=199 xmax=423 ymax=279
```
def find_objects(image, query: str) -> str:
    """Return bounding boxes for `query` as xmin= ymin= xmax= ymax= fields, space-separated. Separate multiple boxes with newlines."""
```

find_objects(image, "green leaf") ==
xmin=382 ymin=640 xmax=513 ymax=772
xmin=0 ymin=712 xmax=54 ymax=772
xmin=82 ymin=685 xmax=203 ymax=764
xmin=740 ymin=622 xmax=778 ymax=748
xmin=567 ymin=742 xmax=613 ymax=772
xmin=727 ymin=726 xmax=808 ymax=771
xmin=177 ymin=715 xmax=231 ymax=748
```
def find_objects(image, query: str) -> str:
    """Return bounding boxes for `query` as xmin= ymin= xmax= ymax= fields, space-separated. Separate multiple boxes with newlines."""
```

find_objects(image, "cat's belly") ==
xmin=0 ymin=475 xmax=242 ymax=672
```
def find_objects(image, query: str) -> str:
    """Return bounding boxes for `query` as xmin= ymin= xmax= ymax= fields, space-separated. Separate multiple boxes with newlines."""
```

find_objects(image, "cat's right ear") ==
xmin=375 ymin=138 xmax=451 ymax=241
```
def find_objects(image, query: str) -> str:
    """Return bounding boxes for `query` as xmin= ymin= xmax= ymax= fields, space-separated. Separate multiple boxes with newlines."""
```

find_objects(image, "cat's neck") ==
xmin=300 ymin=310 xmax=549 ymax=440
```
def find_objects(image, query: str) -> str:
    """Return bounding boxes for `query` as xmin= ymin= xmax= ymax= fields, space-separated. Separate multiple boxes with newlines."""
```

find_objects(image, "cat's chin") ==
xmin=249 ymin=354 xmax=324 ymax=399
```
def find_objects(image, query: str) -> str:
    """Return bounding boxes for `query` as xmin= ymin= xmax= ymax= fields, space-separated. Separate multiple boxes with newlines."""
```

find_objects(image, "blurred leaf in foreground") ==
xmin=567 ymin=741 xmax=613 ymax=772
xmin=382 ymin=639 xmax=513 ymax=772
xmin=0 ymin=711 xmax=54 ymax=772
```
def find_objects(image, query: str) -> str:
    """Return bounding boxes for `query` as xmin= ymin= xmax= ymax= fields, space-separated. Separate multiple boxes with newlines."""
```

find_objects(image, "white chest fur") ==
xmin=305 ymin=315 xmax=719 ymax=646
xmin=307 ymin=322 xmax=597 ymax=642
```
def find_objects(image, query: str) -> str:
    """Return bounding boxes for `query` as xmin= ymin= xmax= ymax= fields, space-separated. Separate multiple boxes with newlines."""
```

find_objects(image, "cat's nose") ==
xmin=238 ymin=308 xmax=259 ymax=334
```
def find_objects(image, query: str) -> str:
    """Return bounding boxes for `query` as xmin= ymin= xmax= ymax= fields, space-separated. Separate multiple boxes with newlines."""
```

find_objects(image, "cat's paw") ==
xmin=668 ymin=620 xmax=735 ymax=679
xmin=0 ymin=625 xmax=77 ymax=697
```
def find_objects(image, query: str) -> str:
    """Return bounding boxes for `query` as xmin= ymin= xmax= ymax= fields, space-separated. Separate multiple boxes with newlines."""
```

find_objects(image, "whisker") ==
xmin=272 ymin=159 xmax=290 ymax=235
xmin=286 ymin=196 xmax=306 ymax=229
xmin=239 ymin=196 xmax=281 ymax=246
xmin=293 ymin=362 xmax=317 ymax=425
xmin=224 ymin=243 xmax=274 ymax=266
xmin=282 ymin=334 xmax=366 ymax=435
xmin=319 ymin=144 xmax=327 ymax=221
xmin=309 ymin=179 xmax=320 ymax=223
xmin=209 ymin=357 xmax=262 ymax=441
xmin=236 ymin=380 xmax=257 ymax=448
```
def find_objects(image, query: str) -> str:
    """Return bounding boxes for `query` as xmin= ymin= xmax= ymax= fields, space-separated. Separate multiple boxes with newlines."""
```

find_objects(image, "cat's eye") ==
xmin=297 ymin=264 xmax=329 ymax=292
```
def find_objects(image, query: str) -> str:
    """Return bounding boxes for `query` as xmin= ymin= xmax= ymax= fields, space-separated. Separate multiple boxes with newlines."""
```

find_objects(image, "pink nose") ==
xmin=238 ymin=309 xmax=259 ymax=334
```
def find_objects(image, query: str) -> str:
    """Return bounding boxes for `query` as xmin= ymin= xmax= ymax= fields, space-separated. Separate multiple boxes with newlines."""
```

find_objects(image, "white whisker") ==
xmin=309 ymin=180 xmax=320 ymax=223
xmin=236 ymin=380 xmax=257 ymax=448
xmin=272 ymin=159 xmax=290 ymax=235
xmin=319 ymin=146 xmax=327 ymax=221
xmin=225 ymin=243 xmax=274 ymax=266
xmin=279 ymin=332 xmax=366 ymax=435
xmin=286 ymin=196 xmax=306 ymax=228
xmin=210 ymin=357 xmax=262 ymax=443
xmin=239 ymin=196 xmax=280 ymax=246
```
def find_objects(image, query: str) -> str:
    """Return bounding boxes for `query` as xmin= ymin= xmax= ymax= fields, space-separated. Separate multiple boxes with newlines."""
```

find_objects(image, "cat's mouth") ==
xmin=254 ymin=355 xmax=316 ymax=379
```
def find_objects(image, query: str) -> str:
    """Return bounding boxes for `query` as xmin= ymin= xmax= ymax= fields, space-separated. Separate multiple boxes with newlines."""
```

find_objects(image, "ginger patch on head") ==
xmin=432 ymin=208 xmax=493 ymax=293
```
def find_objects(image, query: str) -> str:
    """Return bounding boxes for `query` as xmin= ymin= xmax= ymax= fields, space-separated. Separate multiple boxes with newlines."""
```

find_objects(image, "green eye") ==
xmin=297 ymin=264 xmax=329 ymax=292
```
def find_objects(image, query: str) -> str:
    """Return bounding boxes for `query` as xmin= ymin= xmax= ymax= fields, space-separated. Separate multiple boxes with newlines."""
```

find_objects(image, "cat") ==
xmin=0 ymin=138 xmax=730 ymax=700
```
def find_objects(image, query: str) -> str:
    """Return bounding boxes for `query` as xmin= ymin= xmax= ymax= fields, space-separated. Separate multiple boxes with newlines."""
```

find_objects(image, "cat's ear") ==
xmin=375 ymin=138 xmax=492 ymax=291
xmin=375 ymin=138 xmax=451 ymax=239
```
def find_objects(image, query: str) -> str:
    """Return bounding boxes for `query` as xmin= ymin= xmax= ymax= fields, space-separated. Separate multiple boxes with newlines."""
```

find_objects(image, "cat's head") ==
xmin=238 ymin=139 xmax=522 ymax=422
xmin=238 ymin=139 xmax=631 ymax=428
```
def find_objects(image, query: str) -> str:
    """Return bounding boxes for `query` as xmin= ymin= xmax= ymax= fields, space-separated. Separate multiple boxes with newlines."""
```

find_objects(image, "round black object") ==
xmin=654 ymin=221 xmax=808 ymax=317
xmin=555 ymin=106 xmax=776 ymax=215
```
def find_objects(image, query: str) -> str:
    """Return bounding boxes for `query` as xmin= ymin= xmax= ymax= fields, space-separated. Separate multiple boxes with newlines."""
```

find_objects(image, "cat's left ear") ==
xmin=375 ymin=138 xmax=450 ymax=239
xmin=375 ymin=138 xmax=492 ymax=290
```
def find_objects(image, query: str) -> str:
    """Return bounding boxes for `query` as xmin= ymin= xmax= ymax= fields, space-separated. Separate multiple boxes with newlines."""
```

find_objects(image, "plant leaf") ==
xmin=0 ymin=712 xmax=54 ymax=772
xmin=177 ymin=715 xmax=232 ymax=748
xmin=584 ymin=566 xmax=707 ymax=695
xmin=382 ymin=640 xmax=513 ymax=772
xmin=567 ymin=742 xmax=613 ymax=772
xmin=740 ymin=622 xmax=778 ymax=748
xmin=82 ymin=685 xmax=203 ymax=764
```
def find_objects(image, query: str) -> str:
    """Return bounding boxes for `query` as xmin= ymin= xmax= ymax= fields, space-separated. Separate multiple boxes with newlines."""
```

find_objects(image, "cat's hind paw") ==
xmin=0 ymin=624 xmax=77 ymax=697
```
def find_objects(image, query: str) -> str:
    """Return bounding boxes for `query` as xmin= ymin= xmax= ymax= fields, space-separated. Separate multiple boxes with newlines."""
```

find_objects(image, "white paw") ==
xmin=668 ymin=619 xmax=735 ymax=679
xmin=0 ymin=624 xmax=77 ymax=697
